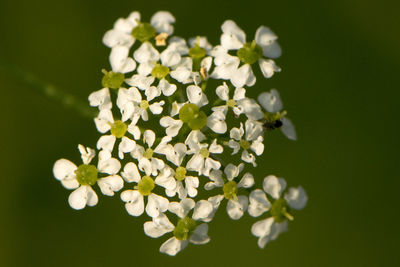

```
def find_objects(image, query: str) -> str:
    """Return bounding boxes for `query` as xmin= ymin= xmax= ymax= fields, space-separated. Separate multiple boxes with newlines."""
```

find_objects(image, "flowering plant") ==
xmin=53 ymin=10 xmax=307 ymax=256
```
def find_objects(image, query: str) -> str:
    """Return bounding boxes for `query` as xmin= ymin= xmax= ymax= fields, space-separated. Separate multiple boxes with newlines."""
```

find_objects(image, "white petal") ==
xmin=186 ymin=154 xmax=204 ymax=173
xmin=143 ymin=130 xmax=156 ymax=148
xmin=149 ymin=101 xmax=165 ymax=115
xmin=284 ymin=186 xmax=307 ymax=210
xmin=161 ymin=49 xmax=181 ymax=67
xmin=241 ymin=150 xmax=256 ymax=167
xmin=78 ymin=145 xmax=96 ymax=165
xmin=97 ymin=175 xmax=124 ymax=196
xmin=257 ymin=89 xmax=283 ymax=113
xmin=155 ymin=168 xmax=176 ymax=191
xmin=185 ymin=176 xmax=199 ymax=198
xmin=203 ymin=195 xmax=224 ymax=222
xmin=68 ymin=185 xmax=98 ymax=210
xmin=151 ymin=11 xmax=175 ymax=35
xmin=203 ymin=158 xmax=221 ymax=176
xmin=189 ymin=223 xmax=210 ymax=244
xmin=110 ymin=45 xmax=136 ymax=73
xmin=262 ymin=41 xmax=282 ymax=59
xmin=216 ymin=83 xmax=229 ymax=101
xmin=187 ymin=85 xmax=208 ymax=107
xmin=250 ymin=137 xmax=264 ymax=156
xmin=263 ymin=175 xmax=287 ymax=199
xmin=125 ymin=75 xmax=155 ymax=91
xmin=102 ymin=30 xmax=134 ymax=48
xmin=226 ymin=196 xmax=248 ymax=220
xmin=159 ymin=78 xmax=177 ymax=96
xmin=231 ymin=64 xmax=256 ymax=88
xmin=134 ymin=42 xmax=160 ymax=64
xmin=146 ymin=193 xmax=169 ymax=217
xmin=281 ymin=117 xmax=297 ymax=141
xmin=121 ymin=162 xmax=141 ymax=183
xmin=98 ymin=152 xmax=121 ymax=175
xmin=205 ymin=170 xmax=224 ymax=190
xmin=144 ymin=214 xmax=174 ymax=238
xmin=233 ymin=87 xmax=246 ymax=101
xmin=251 ymin=217 xmax=274 ymax=238
xmin=248 ymin=189 xmax=271 ymax=217
xmin=207 ymin=111 xmax=227 ymax=134
xmin=237 ymin=172 xmax=254 ymax=188
xmin=145 ymin=85 xmax=161 ymax=102
xmin=160 ymin=237 xmax=188 ymax=256
xmin=192 ymin=200 xmax=213 ymax=221
xmin=229 ymin=125 xmax=243 ymax=141
xmin=170 ymin=67 xmax=191 ymax=83
xmin=88 ymin=88 xmax=111 ymax=110
xmin=97 ymin=135 xmax=116 ymax=153
xmin=239 ymin=98 xmax=264 ymax=120
xmin=160 ymin=116 xmax=183 ymax=138
xmin=94 ymin=109 xmax=113 ymax=133
xmin=258 ymin=58 xmax=281 ymax=79
xmin=121 ymin=190 xmax=144 ymax=216
xmin=255 ymin=26 xmax=278 ymax=48
xmin=168 ymin=198 xmax=195 ymax=218
xmin=118 ymin=137 xmax=136 ymax=159
xmin=224 ymin=163 xmax=240 ymax=181
xmin=128 ymin=124 xmax=141 ymax=139
xmin=228 ymin=140 xmax=240 ymax=155
xmin=221 ymin=20 xmax=246 ymax=49
xmin=53 ymin=159 xmax=77 ymax=181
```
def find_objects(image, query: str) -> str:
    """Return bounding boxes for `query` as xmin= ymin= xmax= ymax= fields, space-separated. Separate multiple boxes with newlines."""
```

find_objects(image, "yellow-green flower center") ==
xmin=199 ymin=148 xmax=209 ymax=158
xmin=189 ymin=45 xmax=206 ymax=59
xmin=173 ymin=217 xmax=197 ymax=240
xmin=110 ymin=120 xmax=127 ymax=138
xmin=175 ymin=166 xmax=187 ymax=181
xmin=239 ymin=139 xmax=251 ymax=150
xmin=144 ymin=148 xmax=154 ymax=159
xmin=151 ymin=64 xmax=170 ymax=79
xmin=223 ymin=181 xmax=238 ymax=200
xmin=137 ymin=176 xmax=155 ymax=196
xmin=227 ymin=99 xmax=236 ymax=107
xmin=270 ymin=198 xmax=294 ymax=223
xmin=131 ymin=22 xmax=156 ymax=43
xmin=237 ymin=40 xmax=263 ymax=65
xmin=75 ymin=164 xmax=98 ymax=186
xmin=101 ymin=70 xmax=125 ymax=89
xmin=140 ymin=100 xmax=149 ymax=109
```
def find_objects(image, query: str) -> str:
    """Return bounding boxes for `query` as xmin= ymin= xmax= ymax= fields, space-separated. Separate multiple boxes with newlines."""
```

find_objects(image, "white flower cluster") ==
xmin=53 ymin=11 xmax=307 ymax=256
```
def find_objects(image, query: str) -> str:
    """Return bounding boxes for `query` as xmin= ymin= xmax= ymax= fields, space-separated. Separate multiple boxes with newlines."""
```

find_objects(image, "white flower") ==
xmin=120 ymin=163 xmax=172 ymax=218
xmin=94 ymin=109 xmax=137 ymax=159
xmin=250 ymin=175 xmax=307 ymax=248
xmin=102 ymin=11 xmax=140 ymax=48
xmin=212 ymin=82 xmax=246 ymax=116
xmin=130 ymin=130 xmax=166 ymax=176
xmin=53 ymin=145 xmax=123 ymax=210
xmin=186 ymin=139 xmax=223 ymax=176
xmin=144 ymin=198 xmax=212 ymax=256
xmin=258 ymin=89 xmax=297 ymax=140
xmin=205 ymin=163 xmax=254 ymax=220
xmin=213 ymin=20 xmax=282 ymax=87
xmin=116 ymin=86 xmax=165 ymax=122
xmin=228 ymin=120 xmax=264 ymax=167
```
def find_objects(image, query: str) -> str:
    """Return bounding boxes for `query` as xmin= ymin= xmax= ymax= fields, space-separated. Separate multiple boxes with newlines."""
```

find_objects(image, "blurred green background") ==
xmin=1 ymin=0 xmax=399 ymax=266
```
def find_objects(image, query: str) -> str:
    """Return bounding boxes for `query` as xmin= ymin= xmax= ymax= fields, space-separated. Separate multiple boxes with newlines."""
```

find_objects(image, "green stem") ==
xmin=0 ymin=60 xmax=97 ymax=119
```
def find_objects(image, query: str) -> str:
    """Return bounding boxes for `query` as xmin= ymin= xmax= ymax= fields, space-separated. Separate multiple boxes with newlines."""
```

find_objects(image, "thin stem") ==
xmin=0 ymin=60 xmax=97 ymax=119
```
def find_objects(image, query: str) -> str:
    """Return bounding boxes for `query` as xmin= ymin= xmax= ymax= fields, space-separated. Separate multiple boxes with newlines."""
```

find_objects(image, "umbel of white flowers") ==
xmin=53 ymin=10 xmax=307 ymax=256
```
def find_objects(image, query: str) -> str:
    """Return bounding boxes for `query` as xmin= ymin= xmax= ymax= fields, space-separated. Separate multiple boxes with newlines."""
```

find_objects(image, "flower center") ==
xmin=270 ymin=198 xmax=294 ymax=223
xmin=189 ymin=44 xmax=206 ymax=59
xmin=179 ymin=103 xmax=207 ymax=130
xmin=140 ymin=100 xmax=150 ymax=109
xmin=175 ymin=166 xmax=187 ymax=181
xmin=151 ymin=64 xmax=170 ymax=79
xmin=110 ymin=120 xmax=127 ymax=138
xmin=223 ymin=181 xmax=238 ymax=200
xmin=239 ymin=139 xmax=251 ymax=150
xmin=237 ymin=40 xmax=263 ymax=65
xmin=173 ymin=217 xmax=197 ymax=240
xmin=131 ymin=22 xmax=156 ymax=43
xmin=227 ymin=99 xmax=237 ymax=107
xmin=199 ymin=148 xmax=209 ymax=158
xmin=137 ymin=176 xmax=155 ymax=196
xmin=144 ymin=148 xmax=154 ymax=159
xmin=75 ymin=164 xmax=98 ymax=186
xmin=101 ymin=70 xmax=125 ymax=89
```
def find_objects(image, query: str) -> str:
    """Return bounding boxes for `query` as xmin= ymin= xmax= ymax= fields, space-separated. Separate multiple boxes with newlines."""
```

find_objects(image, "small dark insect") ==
xmin=263 ymin=119 xmax=283 ymax=130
